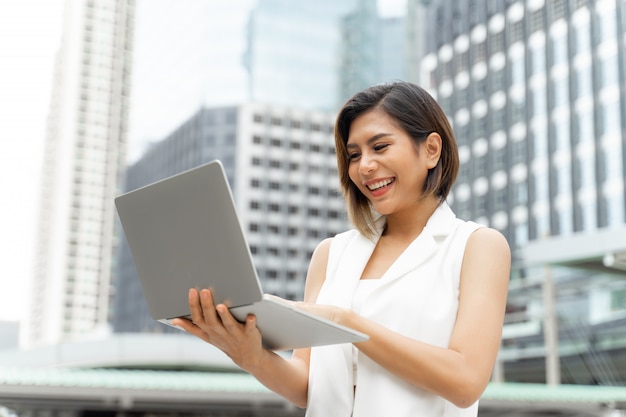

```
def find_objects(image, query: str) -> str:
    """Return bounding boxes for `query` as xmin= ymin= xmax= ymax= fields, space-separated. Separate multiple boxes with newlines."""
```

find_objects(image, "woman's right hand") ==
xmin=171 ymin=288 xmax=265 ymax=371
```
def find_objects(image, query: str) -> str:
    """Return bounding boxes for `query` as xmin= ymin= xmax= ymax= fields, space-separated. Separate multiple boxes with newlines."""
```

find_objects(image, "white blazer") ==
xmin=306 ymin=203 xmax=482 ymax=417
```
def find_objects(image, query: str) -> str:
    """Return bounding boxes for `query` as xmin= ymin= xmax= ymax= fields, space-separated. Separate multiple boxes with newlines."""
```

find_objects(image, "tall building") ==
xmin=419 ymin=0 xmax=626 ymax=384
xmin=243 ymin=0 xmax=360 ymax=112
xmin=112 ymin=103 xmax=348 ymax=333
xmin=339 ymin=0 xmax=381 ymax=103
xmin=23 ymin=0 xmax=135 ymax=347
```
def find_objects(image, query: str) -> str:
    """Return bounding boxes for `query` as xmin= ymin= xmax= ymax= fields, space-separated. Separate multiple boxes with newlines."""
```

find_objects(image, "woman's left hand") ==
xmin=266 ymin=294 xmax=350 ymax=326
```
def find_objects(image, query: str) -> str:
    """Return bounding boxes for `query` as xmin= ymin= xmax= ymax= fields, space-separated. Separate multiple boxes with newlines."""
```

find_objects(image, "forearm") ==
xmin=242 ymin=348 xmax=310 ymax=408
xmin=346 ymin=312 xmax=492 ymax=407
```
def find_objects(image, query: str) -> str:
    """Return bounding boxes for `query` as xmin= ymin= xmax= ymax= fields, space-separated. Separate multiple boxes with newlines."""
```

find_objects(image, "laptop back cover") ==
xmin=115 ymin=160 xmax=263 ymax=321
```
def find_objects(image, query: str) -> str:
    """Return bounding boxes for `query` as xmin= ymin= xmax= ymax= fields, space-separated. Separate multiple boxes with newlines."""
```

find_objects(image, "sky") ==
xmin=0 ymin=0 xmax=65 ymax=322
xmin=0 ymin=0 xmax=407 ymax=323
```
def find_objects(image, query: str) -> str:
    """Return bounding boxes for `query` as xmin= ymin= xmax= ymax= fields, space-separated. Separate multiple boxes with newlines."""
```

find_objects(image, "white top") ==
xmin=352 ymin=279 xmax=380 ymax=383
xmin=306 ymin=203 xmax=483 ymax=417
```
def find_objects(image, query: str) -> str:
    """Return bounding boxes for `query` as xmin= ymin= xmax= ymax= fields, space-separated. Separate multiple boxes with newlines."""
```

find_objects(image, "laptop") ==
xmin=114 ymin=160 xmax=368 ymax=351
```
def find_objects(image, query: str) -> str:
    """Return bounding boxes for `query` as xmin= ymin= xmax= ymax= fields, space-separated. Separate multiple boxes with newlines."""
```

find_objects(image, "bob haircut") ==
xmin=334 ymin=81 xmax=459 ymax=238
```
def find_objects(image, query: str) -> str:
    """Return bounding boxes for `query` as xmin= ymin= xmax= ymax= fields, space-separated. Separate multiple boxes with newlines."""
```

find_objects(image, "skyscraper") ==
xmin=339 ymin=0 xmax=381 ymax=103
xmin=23 ymin=0 xmax=135 ymax=347
xmin=418 ymin=0 xmax=626 ymax=384
xmin=243 ymin=0 xmax=360 ymax=112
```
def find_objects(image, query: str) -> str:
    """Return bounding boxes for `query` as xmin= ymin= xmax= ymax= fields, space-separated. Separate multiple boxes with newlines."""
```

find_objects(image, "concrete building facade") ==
xmin=112 ymin=103 xmax=348 ymax=333
xmin=24 ymin=0 xmax=135 ymax=347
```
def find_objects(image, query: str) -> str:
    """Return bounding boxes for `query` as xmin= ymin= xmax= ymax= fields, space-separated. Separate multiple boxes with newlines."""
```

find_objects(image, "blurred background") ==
xmin=1 ymin=0 xmax=626 ymax=416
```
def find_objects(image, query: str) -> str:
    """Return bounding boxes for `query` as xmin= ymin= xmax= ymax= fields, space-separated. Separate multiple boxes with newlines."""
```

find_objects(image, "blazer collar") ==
xmin=330 ymin=202 xmax=457 ymax=307
xmin=377 ymin=201 xmax=457 ymax=284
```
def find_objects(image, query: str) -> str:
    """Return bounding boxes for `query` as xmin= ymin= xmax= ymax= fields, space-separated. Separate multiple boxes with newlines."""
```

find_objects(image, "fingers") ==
xmin=170 ymin=317 xmax=211 ymax=343
xmin=199 ymin=288 xmax=221 ymax=324
xmin=188 ymin=288 xmax=248 ymax=336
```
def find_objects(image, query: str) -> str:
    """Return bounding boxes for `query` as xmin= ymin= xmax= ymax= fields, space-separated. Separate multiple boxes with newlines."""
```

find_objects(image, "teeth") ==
xmin=367 ymin=179 xmax=393 ymax=190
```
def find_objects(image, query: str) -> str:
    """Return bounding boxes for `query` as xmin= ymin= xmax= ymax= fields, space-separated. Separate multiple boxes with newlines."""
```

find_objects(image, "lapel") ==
xmin=326 ymin=203 xmax=457 ymax=307
xmin=378 ymin=202 xmax=457 ymax=286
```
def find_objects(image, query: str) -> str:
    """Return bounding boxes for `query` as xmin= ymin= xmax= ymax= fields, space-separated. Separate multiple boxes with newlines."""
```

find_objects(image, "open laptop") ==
xmin=114 ymin=160 xmax=368 ymax=351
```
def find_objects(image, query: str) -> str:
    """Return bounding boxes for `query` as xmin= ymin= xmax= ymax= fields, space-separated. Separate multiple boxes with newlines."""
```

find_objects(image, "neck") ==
xmin=383 ymin=197 xmax=441 ymax=240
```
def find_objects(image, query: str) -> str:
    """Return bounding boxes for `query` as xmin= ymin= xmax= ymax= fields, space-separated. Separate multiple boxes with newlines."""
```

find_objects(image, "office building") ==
xmin=338 ymin=0 xmax=380 ymax=103
xmin=419 ymin=0 xmax=626 ymax=384
xmin=243 ymin=0 xmax=360 ymax=112
xmin=23 ymin=0 xmax=135 ymax=347
xmin=112 ymin=103 xmax=348 ymax=333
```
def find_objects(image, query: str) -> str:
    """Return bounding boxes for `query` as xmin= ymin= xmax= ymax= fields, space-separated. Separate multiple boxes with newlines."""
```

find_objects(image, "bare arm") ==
xmin=299 ymin=228 xmax=510 ymax=408
xmin=172 ymin=237 xmax=333 ymax=408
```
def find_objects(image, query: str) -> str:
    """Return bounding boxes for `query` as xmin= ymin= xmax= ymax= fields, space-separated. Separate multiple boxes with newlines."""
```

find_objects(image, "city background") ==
xmin=1 ymin=0 xmax=626 ymax=416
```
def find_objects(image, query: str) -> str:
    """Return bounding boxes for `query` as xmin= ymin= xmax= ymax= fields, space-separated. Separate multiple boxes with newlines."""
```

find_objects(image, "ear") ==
xmin=423 ymin=132 xmax=442 ymax=169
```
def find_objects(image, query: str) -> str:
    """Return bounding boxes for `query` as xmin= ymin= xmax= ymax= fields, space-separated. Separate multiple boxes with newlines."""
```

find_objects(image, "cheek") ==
xmin=347 ymin=164 xmax=359 ymax=185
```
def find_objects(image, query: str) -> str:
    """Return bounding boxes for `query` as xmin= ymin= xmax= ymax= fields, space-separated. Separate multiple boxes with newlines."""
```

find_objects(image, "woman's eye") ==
xmin=373 ymin=143 xmax=388 ymax=151
xmin=347 ymin=152 xmax=360 ymax=161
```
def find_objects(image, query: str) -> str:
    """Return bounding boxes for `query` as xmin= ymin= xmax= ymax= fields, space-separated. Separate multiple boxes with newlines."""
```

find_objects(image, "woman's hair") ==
xmin=334 ymin=81 xmax=459 ymax=238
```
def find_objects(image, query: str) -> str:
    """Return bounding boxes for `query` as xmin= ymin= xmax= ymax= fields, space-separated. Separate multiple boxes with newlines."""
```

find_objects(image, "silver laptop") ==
xmin=114 ymin=160 xmax=368 ymax=351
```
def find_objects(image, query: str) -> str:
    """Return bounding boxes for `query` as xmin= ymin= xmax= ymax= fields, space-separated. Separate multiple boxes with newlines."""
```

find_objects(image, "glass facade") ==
xmin=243 ymin=0 xmax=359 ymax=112
xmin=420 ymin=0 xmax=626 ymax=384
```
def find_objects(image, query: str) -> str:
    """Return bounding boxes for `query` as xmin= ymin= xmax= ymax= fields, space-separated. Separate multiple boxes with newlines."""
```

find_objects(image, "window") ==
xmin=269 ymin=181 xmax=280 ymax=190
xmin=268 ymin=225 xmax=280 ymax=234
xmin=529 ymin=9 xmax=545 ymax=34
xmin=269 ymin=203 xmax=280 ymax=212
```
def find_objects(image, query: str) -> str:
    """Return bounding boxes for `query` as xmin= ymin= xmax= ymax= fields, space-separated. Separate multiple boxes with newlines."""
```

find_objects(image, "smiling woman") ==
xmin=174 ymin=81 xmax=511 ymax=417
xmin=0 ymin=0 xmax=64 ymax=323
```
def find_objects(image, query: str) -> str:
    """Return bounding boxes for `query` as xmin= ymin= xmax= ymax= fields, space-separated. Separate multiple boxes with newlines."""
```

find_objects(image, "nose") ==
xmin=359 ymin=152 xmax=377 ymax=175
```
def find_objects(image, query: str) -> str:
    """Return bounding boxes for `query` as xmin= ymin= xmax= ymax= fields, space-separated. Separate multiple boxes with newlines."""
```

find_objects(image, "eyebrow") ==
xmin=346 ymin=133 xmax=393 ymax=149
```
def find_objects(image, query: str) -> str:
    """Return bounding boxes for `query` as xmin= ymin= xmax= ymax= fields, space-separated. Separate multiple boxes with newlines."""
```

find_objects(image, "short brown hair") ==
xmin=335 ymin=81 xmax=459 ymax=238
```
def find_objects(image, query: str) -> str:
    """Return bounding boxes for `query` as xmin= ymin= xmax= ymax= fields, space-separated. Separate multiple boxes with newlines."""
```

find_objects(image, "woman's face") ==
xmin=346 ymin=109 xmax=440 ymax=216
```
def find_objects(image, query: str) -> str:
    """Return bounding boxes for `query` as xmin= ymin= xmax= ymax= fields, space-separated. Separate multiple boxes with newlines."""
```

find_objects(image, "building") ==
xmin=112 ymin=103 xmax=348 ymax=333
xmin=23 ymin=0 xmax=135 ymax=347
xmin=338 ymin=0 xmax=381 ymax=103
xmin=243 ymin=0 xmax=361 ymax=112
xmin=418 ymin=0 xmax=626 ymax=384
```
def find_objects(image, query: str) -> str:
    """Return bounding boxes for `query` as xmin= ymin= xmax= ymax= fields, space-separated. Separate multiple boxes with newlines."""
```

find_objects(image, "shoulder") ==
xmin=466 ymin=227 xmax=510 ymax=256
xmin=312 ymin=237 xmax=334 ymax=260
xmin=462 ymin=227 xmax=511 ymax=283
xmin=303 ymin=238 xmax=334 ymax=302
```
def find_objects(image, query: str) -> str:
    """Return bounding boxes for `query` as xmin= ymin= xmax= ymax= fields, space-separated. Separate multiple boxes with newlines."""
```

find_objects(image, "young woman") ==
xmin=173 ymin=81 xmax=510 ymax=417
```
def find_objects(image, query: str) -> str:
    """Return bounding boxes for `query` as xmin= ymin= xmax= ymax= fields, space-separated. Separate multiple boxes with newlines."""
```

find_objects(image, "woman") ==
xmin=172 ymin=81 xmax=510 ymax=416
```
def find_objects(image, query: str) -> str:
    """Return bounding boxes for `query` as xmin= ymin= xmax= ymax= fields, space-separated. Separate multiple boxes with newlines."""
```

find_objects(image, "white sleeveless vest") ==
xmin=306 ymin=203 xmax=482 ymax=417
